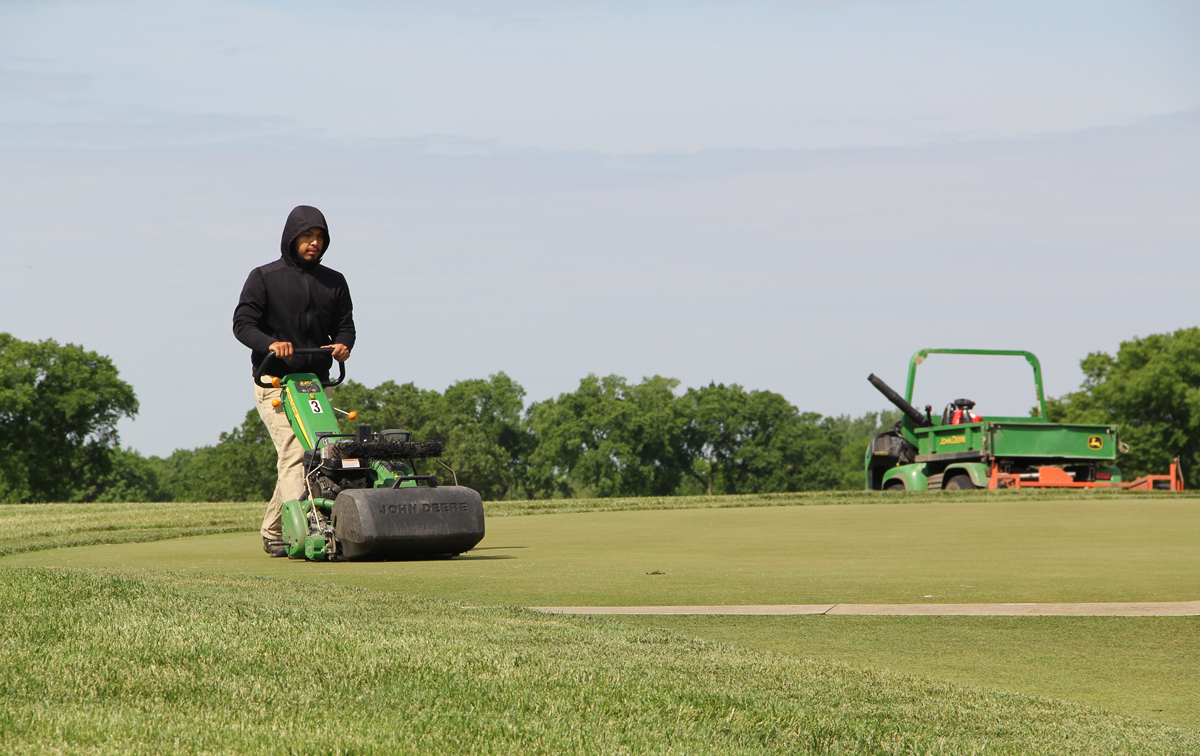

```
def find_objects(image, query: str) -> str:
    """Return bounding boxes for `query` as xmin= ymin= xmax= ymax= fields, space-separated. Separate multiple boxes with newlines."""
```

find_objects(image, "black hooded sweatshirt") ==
xmin=233 ymin=206 xmax=356 ymax=382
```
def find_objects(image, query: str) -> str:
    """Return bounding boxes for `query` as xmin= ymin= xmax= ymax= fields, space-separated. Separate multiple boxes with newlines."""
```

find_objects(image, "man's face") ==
xmin=294 ymin=227 xmax=326 ymax=262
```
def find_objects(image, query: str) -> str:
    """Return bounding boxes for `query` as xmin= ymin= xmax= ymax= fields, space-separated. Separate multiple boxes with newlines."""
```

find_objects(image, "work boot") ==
xmin=263 ymin=536 xmax=288 ymax=558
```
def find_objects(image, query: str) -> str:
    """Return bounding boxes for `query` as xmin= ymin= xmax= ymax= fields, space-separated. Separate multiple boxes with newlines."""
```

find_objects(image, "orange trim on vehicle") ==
xmin=986 ymin=459 xmax=1183 ymax=491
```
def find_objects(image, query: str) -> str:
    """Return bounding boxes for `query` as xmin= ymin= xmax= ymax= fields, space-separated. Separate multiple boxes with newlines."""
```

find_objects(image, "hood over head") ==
xmin=280 ymin=205 xmax=330 ymax=269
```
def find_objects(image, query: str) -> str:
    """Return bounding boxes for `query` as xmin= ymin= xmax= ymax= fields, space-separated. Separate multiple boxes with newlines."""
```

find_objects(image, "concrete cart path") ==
xmin=530 ymin=600 xmax=1200 ymax=616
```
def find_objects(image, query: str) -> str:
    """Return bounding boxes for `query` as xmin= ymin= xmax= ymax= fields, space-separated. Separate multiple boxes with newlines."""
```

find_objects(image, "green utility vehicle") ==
xmin=864 ymin=349 xmax=1182 ymax=492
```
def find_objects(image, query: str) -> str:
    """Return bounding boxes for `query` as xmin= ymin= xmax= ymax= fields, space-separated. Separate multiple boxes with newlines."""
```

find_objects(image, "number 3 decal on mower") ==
xmin=309 ymin=399 xmax=324 ymax=414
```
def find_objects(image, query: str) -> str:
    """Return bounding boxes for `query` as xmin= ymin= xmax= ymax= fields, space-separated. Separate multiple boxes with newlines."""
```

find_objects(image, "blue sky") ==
xmin=2 ymin=0 xmax=1198 ymax=455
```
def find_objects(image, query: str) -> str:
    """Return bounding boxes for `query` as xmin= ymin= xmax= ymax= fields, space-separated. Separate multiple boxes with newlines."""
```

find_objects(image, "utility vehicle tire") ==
xmin=944 ymin=474 xmax=977 ymax=490
xmin=883 ymin=479 xmax=906 ymax=492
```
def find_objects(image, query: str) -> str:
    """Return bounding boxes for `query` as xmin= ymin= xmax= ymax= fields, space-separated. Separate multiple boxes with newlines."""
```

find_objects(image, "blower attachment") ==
xmin=867 ymin=373 xmax=933 ymax=428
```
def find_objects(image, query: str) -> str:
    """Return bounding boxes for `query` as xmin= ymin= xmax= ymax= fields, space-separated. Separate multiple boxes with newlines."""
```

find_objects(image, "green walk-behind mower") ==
xmin=256 ymin=347 xmax=485 ymax=560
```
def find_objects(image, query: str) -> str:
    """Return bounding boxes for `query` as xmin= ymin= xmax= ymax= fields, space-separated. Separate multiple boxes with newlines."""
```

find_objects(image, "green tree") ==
xmin=333 ymin=374 xmax=531 ymax=500
xmin=88 ymin=447 xmax=172 ymax=502
xmin=439 ymin=373 xmax=533 ymax=500
xmin=527 ymin=375 xmax=691 ymax=498
xmin=1045 ymin=327 xmax=1200 ymax=487
xmin=680 ymin=383 xmax=848 ymax=494
xmin=332 ymin=380 xmax=445 ymax=438
xmin=679 ymin=382 xmax=748 ymax=495
xmin=158 ymin=410 xmax=276 ymax=502
xmin=826 ymin=409 xmax=904 ymax=447
xmin=714 ymin=392 xmax=842 ymax=493
xmin=0 ymin=333 xmax=139 ymax=502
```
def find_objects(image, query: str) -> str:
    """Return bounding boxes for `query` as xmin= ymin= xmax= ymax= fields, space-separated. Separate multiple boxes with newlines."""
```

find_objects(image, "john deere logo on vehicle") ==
xmin=939 ymin=435 xmax=966 ymax=446
xmin=1088 ymin=435 xmax=1104 ymax=450
xmin=379 ymin=502 xmax=471 ymax=514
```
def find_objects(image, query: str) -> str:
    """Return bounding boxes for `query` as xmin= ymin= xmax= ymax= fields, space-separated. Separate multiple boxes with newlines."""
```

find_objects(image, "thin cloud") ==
xmin=0 ymin=69 xmax=87 ymax=96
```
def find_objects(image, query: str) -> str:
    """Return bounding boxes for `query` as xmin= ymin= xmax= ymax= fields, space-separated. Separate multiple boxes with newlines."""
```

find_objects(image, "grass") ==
xmin=3 ymin=490 xmax=1199 ymax=750
xmin=0 ymin=500 xmax=260 ymax=557
xmin=13 ymin=498 xmax=1198 ymax=605
xmin=478 ymin=488 xmax=1195 ymax=517
xmin=1 ymin=487 xmax=1188 ymax=558
xmin=613 ymin=615 xmax=1200 ymax=728
xmin=2 ymin=567 xmax=1198 ymax=755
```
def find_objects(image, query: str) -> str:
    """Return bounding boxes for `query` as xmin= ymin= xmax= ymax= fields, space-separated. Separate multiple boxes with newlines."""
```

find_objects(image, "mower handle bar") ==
xmin=255 ymin=347 xmax=345 ymax=389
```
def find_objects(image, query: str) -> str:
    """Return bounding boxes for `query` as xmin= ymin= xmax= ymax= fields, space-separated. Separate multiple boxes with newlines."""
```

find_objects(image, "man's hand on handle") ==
xmin=324 ymin=344 xmax=351 ymax=362
xmin=268 ymin=342 xmax=350 ymax=362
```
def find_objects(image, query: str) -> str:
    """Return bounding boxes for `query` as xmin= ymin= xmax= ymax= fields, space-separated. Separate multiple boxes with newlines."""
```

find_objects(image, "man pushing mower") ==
xmin=233 ymin=205 xmax=355 ymax=557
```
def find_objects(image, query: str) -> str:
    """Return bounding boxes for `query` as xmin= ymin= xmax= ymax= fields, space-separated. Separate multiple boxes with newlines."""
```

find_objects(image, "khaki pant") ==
xmin=254 ymin=380 xmax=306 ymax=539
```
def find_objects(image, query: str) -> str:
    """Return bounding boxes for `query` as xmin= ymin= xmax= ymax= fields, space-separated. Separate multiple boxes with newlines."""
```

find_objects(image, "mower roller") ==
xmin=865 ymin=348 xmax=1184 ymax=492
xmin=257 ymin=348 xmax=485 ymax=560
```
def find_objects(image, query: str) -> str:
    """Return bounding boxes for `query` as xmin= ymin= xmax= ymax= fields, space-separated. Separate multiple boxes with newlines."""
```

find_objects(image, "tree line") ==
xmin=3 ymin=328 xmax=1198 ymax=502
xmin=329 ymin=373 xmax=897 ymax=501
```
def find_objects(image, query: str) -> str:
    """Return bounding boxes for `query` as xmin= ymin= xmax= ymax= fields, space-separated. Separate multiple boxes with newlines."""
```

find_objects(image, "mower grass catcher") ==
xmin=257 ymin=348 xmax=484 ymax=561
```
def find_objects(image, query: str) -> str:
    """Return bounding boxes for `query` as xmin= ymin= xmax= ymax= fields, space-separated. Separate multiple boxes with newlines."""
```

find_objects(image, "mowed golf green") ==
xmin=7 ymin=495 xmax=1199 ymax=730
xmin=9 ymin=497 xmax=1199 ymax=606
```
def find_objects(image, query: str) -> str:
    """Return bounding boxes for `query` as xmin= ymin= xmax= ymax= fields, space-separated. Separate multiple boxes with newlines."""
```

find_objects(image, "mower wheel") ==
xmin=883 ymin=479 xmax=906 ymax=492
xmin=944 ymin=474 xmax=977 ymax=490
